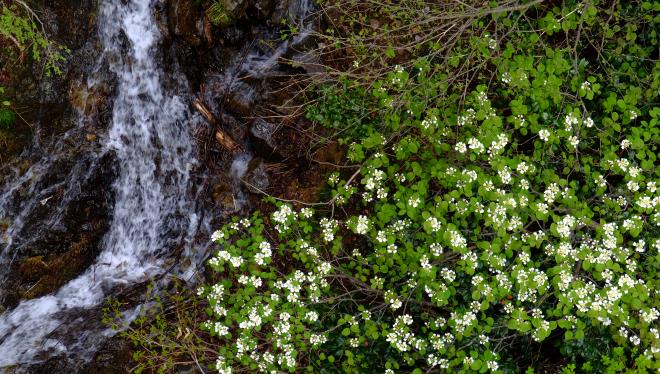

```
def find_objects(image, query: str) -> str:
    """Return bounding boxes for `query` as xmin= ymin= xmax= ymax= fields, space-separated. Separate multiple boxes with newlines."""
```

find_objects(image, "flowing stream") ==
xmin=0 ymin=0 xmax=198 ymax=366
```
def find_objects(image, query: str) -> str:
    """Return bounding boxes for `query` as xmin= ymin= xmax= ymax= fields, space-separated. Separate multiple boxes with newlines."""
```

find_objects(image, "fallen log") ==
xmin=193 ymin=97 xmax=242 ymax=154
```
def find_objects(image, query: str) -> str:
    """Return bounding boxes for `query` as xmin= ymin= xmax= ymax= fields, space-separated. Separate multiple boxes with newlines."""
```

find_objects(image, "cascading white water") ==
xmin=0 ymin=0 xmax=198 ymax=366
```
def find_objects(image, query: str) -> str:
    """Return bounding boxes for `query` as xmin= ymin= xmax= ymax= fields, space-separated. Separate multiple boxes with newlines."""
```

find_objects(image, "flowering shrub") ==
xmin=125 ymin=1 xmax=659 ymax=373
xmin=196 ymin=1 xmax=659 ymax=372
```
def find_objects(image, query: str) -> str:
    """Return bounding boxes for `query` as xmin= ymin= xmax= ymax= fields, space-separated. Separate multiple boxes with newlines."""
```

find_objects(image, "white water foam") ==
xmin=0 ymin=0 xmax=197 ymax=366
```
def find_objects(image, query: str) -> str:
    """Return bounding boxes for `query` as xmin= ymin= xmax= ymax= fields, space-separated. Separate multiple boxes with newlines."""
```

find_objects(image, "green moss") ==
xmin=0 ymin=107 xmax=15 ymax=129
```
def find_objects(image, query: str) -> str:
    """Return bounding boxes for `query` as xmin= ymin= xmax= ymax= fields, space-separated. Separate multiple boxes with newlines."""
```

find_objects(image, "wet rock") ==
xmin=48 ymin=0 xmax=99 ymax=49
xmin=220 ymin=111 xmax=248 ymax=144
xmin=252 ymin=0 xmax=276 ymax=19
xmin=244 ymin=157 xmax=270 ymax=191
xmin=1 ymin=153 xmax=116 ymax=309
xmin=168 ymin=0 xmax=202 ymax=47
xmin=250 ymin=118 xmax=277 ymax=153
xmin=268 ymin=0 xmax=292 ymax=24
xmin=224 ymin=81 xmax=258 ymax=117
xmin=19 ymin=225 xmax=106 ymax=300
xmin=18 ymin=256 xmax=48 ymax=282
xmin=291 ymin=50 xmax=325 ymax=75
xmin=211 ymin=176 xmax=236 ymax=211
xmin=69 ymin=78 xmax=110 ymax=120
xmin=82 ymin=336 xmax=133 ymax=374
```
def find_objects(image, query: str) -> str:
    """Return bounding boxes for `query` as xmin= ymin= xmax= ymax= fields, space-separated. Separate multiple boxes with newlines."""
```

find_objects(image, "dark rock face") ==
xmin=167 ymin=0 xmax=203 ymax=46
xmin=0 ymin=0 xmax=115 ymax=312
xmin=1 ymin=153 xmax=117 ymax=309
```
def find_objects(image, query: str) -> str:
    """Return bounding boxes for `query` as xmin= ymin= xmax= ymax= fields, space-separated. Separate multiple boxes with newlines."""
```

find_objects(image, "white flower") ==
xmin=427 ymin=217 xmax=441 ymax=232
xmin=430 ymin=243 xmax=443 ymax=256
xmin=556 ymin=215 xmax=576 ymax=238
xmin=255 ymin=240 xmax=272 ymax=266
xmin=273 ymin=204 xmax=294 ymax=232
xmin=420 ymin=115 xmax=438 ymax=130
xmin=213 ymin=322 xmax=229 ymax=337
xmin=584 ymin=116 xmax=594 ymax=128
xmin=647 ymin=181 xmax=657 ymax=193
xmin=544 ymin=183 xmax=560 ymax=204
xmin=355 ymin=215 xmax=370 ymax=234
xmin=300 ymin=207 xmax=314 ymax=218
xmin=385 ymin=290 xmax=402 ymax=310
xmin=448 ymin=229 xmax=467 ymax=249
xmin=564 ymin=112 xmax=578 ymax=130
xmin=487 ymin=37 xmax=497 ymax=50
xmin=320 ymin=218 xmax=338 ymax=242
xmin=318 ymin=262 xmax=332 ymax=275
xmin=229 ymin=256 xmax=243 ymax=268
xmin=629 ymin=166 xmax=641 ymax=178
xmin=498 ymin=167 xmax=512 ymax=184
xmin=516 ymin=162 xmax=530 ymax=174
xmin=211 ymin=230 xmax=225 ymax=243
xmin=215 ymin=356 xmax=231 ymax=374
xmin=487 ymin=134 xmax=508 ymax=158
xmin=420 ymin=255 xmax=432 ymax=270
xmin=387 ymin=243 xmax=398 ymax=254
xmin=627 ymin=181 xmax=640 ymax=192
xmin=310 ymin=333 xmax=327 ymax=346
xmin=539 ymin=129 xmax=550 ymax=142
xmin=376 ymin=230 xmax=388 ymax=243
xmin=468 ymin=137 xmax=485 ymax=153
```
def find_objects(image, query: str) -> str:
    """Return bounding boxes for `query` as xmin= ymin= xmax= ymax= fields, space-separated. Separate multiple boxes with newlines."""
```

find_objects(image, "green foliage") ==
xmin=279 ymin=18 xmax=299 ymax=41
xmin=130 ymin=1 xmax=660 ymax=373
xmin=205 ymin=0 xmax=247 ymax=27
xmin=0 ymin=107 xmax=14 ymax=129
xmin=0 ymin=86 xmax=14 ymax=129
xmin=103 ymin=283 xmax=214 ymax=373
xmin=206 ymin=1 xmax=231 ymax=27
xmin=0 ymin=1 xmax=67 ymax=76
xmin=306 ymin=78 xmax=378 ymax=141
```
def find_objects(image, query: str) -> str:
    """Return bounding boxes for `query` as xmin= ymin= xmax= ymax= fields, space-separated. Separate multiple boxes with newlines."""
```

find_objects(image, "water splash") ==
xmin=0 ymin=0 xmax=198 ymax=366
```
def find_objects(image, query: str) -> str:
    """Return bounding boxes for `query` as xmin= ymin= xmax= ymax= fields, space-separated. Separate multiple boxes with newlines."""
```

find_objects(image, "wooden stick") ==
xmin=193 ymin=97 xmax=242 ymax=154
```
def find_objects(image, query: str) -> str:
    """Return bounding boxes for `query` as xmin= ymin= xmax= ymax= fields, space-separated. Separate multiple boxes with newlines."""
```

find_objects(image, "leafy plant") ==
xmin=0 ymin=0 xmax=67 ymax=76
xmin=0 ymin=86 xmax=14 ymax=129
xmin=103 ymin=283 xmax=215 ymax=374
xmin=126 ymin=1 xmax=660 ymax=373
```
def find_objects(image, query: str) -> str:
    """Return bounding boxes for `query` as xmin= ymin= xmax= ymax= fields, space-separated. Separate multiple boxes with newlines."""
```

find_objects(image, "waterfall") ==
xmin=0 ymin=0 xmax=198 ymax=366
